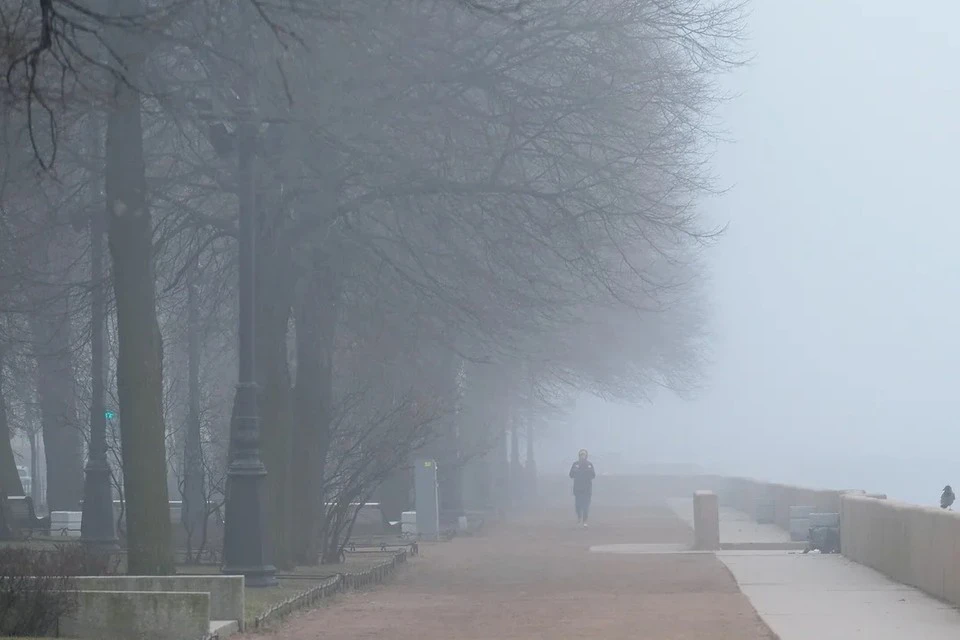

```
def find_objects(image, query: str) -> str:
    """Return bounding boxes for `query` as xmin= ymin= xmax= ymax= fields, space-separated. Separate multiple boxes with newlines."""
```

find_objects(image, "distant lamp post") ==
xmin=81 ymin=208 xmax=117 ymax=547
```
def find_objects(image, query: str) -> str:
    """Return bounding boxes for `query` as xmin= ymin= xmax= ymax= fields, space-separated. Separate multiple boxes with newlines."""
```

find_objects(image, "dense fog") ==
xmin=550 ymin=0 xmax=960 ymax=506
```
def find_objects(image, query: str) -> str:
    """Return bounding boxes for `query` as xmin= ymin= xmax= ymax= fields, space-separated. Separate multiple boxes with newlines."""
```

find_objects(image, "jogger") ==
xmin=569 ymin=449 xmax=596 ymax=527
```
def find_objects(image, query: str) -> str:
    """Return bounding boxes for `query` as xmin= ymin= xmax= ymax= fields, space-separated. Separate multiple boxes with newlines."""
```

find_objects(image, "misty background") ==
xmin=542 ymin=0 xmax=960 ymax=505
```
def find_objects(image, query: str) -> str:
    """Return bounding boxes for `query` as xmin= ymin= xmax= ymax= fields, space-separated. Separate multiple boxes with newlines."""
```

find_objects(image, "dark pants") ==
xmin=575 ymin=491 xmax=592 ymax=522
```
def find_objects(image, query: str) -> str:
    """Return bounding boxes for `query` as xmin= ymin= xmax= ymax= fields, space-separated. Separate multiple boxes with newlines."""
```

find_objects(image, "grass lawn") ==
xmin=243 ymin=579 xmax=325 ymax=628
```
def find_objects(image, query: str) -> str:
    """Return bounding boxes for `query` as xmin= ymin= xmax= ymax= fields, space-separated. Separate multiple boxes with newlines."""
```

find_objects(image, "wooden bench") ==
xmin=7 ymin=495 xmax=50 ymax=538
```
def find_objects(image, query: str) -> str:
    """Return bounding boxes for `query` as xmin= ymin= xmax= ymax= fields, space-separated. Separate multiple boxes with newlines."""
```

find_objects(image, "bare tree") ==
xmin=1 ymin=0 xmax=745 ymax=572
xmin=102 ymin=0 xmax=174 ymax=573
xmin=0 ymin=342 xmax=25 ymax=496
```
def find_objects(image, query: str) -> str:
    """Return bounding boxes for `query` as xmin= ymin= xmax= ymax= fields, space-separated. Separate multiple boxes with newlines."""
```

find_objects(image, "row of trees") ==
xmin=0 ymin=0 xmax=744 ymax=571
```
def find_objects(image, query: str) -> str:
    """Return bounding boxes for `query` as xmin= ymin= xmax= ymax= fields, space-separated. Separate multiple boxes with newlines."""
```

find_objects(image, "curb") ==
xmin=252 ymin=548 xmax=410 ymax=631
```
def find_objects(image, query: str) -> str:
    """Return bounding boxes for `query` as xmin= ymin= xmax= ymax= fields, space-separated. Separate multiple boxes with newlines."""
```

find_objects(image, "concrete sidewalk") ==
xmin=669 ymin=497 xmax=960 ymax=638
xmin=718 ymin=551 xmax=960 ymax=639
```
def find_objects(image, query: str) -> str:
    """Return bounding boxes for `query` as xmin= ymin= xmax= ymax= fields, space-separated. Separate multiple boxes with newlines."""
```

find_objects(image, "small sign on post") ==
xmin=415 ymin=458 xmax=440 ymax=541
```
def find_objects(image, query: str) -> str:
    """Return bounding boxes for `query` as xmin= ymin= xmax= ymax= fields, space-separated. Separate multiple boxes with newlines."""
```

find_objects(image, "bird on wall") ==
xmin=941 ymin=485 xmax=955 ymax=510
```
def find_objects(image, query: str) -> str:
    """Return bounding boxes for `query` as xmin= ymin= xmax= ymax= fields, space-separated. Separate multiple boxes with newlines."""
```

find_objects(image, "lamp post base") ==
xmin=222 ymin=468 xmax=277 ymax=587
xmin=222 ymin=383 xmax=277 ymax=588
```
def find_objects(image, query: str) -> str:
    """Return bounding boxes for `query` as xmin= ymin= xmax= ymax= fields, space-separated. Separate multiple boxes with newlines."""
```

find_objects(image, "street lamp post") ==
xmin=81 ymin=205 xmax=117 ymax=546
xmin=221 ymin=111 xmax=277 ymax=587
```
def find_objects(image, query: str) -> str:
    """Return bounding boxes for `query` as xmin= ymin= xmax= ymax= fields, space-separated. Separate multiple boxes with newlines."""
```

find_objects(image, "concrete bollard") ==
xmin=693 ymin=490 xmax=720 ymax=550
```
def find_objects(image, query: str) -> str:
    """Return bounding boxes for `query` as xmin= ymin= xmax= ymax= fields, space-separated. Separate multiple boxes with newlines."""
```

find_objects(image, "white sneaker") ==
xmin=582 ymin=522 xmax=588 ymax=528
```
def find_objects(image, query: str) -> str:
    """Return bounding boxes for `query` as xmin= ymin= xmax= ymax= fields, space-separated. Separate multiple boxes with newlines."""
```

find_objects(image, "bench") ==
xmin=7 ymin=496 xmax=49 ymax=538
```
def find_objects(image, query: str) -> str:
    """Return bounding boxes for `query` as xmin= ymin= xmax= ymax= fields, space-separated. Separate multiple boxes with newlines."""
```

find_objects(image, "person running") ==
xmin=569 ymin=449 xmax=596 ymax=527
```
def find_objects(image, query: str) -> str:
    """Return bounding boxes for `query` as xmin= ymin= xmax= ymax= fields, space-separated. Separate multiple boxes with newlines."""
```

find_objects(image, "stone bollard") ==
xmin=693 ymin=490 xmax=720 ymax=550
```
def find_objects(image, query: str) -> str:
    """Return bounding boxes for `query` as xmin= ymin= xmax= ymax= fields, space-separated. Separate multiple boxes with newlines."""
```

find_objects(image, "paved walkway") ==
xmin=669 ymin=497 xmax=960 ymax=639
xmin=253 ymin=506 xmax=775 ymax=639
xmin=719 ymin=550 xmax=960 ymax=638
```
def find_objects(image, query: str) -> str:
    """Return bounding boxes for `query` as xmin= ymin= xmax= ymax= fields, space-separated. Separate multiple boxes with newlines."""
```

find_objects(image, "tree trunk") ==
xmin=80 ymin=189 xmax=117 ymax=544
xmin=29 ymin=298 xmax=84 ymax=511
xmin=105 ymin=64 xmax=173 ymax=574
xmin=182 ymin=265 xmax=205 ymax=559
xmin=28 ymin=431 xmax=40 ymax=505
xmin=435 ymin=407 xmax=464 ymax=522
xmin=494 ymin=424 xmax=509 ymax=517
xmin=525 ymin=418 xmax=537 ymax=502
xmin=459 ymin=363 xmax=500 ymax=512
xmin=0 ymin=348 xmax=24 ymax=496
xmin=376 ymin=467 xmax=411 ymax=527
xmin=291 ymin=251 xmax=338 ymax=565
xmin=492 ymin=369 xmax=512 ymax=516
xmin=255 ymin=243 xmax=296 ymax=570
xmin=509 ymin=418 xmax=523 ymax=507
xmin=439 ymin=448 xmax=464 ymax=519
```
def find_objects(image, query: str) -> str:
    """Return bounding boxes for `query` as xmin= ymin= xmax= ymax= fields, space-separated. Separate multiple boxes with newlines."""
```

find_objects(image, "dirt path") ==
xmin=253 ymin=505 xmax=776 ymax=639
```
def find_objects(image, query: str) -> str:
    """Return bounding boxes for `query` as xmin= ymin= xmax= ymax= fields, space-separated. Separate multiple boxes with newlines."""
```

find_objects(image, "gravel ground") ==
xmin=250 ymin=504 xmax=777 ymax=639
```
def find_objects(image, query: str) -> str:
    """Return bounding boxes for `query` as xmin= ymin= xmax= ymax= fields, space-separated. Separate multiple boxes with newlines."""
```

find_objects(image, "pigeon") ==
xmin=941 ymin=485 xmax=955 ymax=510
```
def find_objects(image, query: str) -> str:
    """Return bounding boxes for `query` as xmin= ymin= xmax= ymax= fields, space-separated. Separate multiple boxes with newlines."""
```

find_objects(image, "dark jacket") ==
xmin=569 ymin=460 xmax=596 ymax=495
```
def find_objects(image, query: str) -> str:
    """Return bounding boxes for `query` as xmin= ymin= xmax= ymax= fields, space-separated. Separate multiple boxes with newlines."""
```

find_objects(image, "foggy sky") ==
xmin=546 ymin=0 xmax=960 ymax=504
